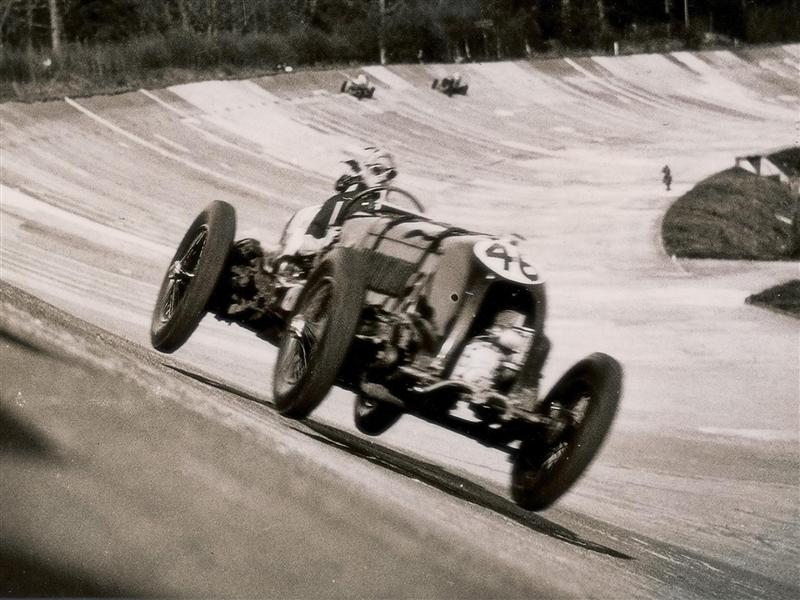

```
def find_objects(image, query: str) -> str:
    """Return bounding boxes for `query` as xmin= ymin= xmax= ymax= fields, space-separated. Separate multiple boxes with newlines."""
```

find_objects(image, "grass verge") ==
xmin=0 ymin=29 xmax=360 ymax=103
xmin=2 ymin=31 xmax=779 ymax=104
xmin=662 ymin=167 xmax=799 ymax=260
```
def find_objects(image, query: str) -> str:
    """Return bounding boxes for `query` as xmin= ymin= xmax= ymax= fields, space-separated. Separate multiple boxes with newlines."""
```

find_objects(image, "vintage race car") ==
xmin=432 ymin=77 xmax=469 ymax=96
xmin=150 ymin=186 xmax=622 ymax=510
xmin=340 ymin=79 xmax=375 ymax=100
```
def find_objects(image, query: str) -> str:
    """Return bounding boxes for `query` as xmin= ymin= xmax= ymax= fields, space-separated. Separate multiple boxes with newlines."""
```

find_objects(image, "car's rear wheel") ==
xmin=511 ymin=353 xmax=622 ymax=511
xmin=150 ymin=201 xmax=236 ymax=353
xmin=273 ymin=249 xmax=367 ymax=419
xmin=354 ymin=395 xmax=403 ymax=436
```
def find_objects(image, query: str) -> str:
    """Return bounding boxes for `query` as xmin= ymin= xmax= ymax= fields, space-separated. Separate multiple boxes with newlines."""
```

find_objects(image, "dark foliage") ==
xmin=1 ymin=0 xmax=797 ymax=95
xmin=64 ymin=0 xmax=141 ymax=42
xmin=746 ymin=280 xmax=800 ymax=317
xmin=662 ymin=167 xmax=800 ymax=260
xmin=4 ymin=1 xmax=798 ymax=56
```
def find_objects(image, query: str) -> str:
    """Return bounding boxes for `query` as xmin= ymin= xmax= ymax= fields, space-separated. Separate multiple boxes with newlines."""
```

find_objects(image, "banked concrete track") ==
xmin=1 ymin=46 xmax=799 ymax=597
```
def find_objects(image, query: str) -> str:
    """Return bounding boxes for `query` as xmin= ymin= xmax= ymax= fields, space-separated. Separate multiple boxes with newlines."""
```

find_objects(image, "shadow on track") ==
xmin=0 ymin=544 xmax=143 ymax=597
xmin=0 ymin=329 xmax=63 ymax=361
xmin=164 ymin=363 xmax=631 ymax=560
xmin=0 ymin=330 xmax=64 ymax=459
xmin=0 ymin=403 xmax=57 ymax=458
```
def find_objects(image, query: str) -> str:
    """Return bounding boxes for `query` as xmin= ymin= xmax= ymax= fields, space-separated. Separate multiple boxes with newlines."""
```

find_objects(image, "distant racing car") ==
xmin=150 ymin=185 xmax=622 ymax=511
xmin=341 ymin=75 xmax=375 ymax=100
xmin=433 ymin=75 xmax=469 ymax=96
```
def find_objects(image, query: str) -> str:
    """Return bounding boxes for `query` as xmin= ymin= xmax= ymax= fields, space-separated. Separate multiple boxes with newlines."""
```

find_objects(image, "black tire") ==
xmin=432 ymin=78 xmax=439 ymax=89
xmin=150 ymin=201 xmax=236 ymax=353
xmin=511 ymin=352 xmax=622 ymax=511
xmin=340 ymin=80 xmax=348 ymax=93
xmin=273 ymin=249 xmax=367 ymax=419
xmin=354 ymin=395 xmax=403 ymax=436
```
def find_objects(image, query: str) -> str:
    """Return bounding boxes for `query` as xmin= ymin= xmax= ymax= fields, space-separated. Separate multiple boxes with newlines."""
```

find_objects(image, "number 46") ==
xmin=484 ymin=242 xmax=537 ymax=281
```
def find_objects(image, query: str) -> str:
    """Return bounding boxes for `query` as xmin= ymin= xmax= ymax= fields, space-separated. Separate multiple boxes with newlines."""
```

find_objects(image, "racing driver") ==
xmin=297 ymin=146 xmax=398 ymax=254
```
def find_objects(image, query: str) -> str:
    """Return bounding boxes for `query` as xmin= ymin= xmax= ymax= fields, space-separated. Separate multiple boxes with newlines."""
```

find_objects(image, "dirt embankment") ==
xmin=662 ymin=167 xmax=798 ymax=260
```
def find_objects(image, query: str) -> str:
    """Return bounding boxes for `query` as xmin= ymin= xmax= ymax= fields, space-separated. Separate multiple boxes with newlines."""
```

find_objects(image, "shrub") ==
xmin=216 ymin=31 xmax=245 ymax=67
xmin=682 ymin=22 xmax=705 ymax=50
xmin=258 ymin=33 xmax=299 ymax=65
xmin=339 ymin=20 xmax=379 ymax=63
xmin=290 ymin=27 xmax=330 ymax=64
xmin=662 ymin=167 xmax=799 ymax=260
xmin=745 ymin=1 xmax=800 ymax=43
xmin=135 ymin=35 xmax=172 ymax=70
xmin=746 ymin=280 xmax=800 ymax=317
xmin=236 ymin=33 xmax=288 ymax=67
xmin=165 ymin=29 xmax=205 ymax=69
xmin=0 ymin=46 xmax=33 ymax=83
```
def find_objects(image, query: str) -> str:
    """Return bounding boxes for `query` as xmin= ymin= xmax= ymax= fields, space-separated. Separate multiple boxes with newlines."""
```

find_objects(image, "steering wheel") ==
xmin=352 ymin=186 xmax=426 ymax=214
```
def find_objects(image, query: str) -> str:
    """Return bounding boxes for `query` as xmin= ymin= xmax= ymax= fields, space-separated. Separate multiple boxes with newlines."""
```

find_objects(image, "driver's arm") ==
xmin=332 ymin=193 xmax=376 ymax=226
xmin=297 ymin=227 xmax=339 ymax=255
xmin=306 ymin=181 xmax=372 ymax=239
xmin=305 ymin=195 xmax=342 ymax=239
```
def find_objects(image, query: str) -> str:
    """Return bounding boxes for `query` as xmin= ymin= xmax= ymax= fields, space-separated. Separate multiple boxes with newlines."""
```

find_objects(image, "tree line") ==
xmin=1 ymin=1 xmax=797 ymax=99
xmin=3 ymin=0 xmax=799 ymax=60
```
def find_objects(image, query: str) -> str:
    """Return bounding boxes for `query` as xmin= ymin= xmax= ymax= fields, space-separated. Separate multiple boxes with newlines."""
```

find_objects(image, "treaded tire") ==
xmin=354 ymin=395 xmax=403 ymax=436
xmin=150 ymin=201 xmax=236 ymax=353
xmin=273 ymin=248 xmax=367 ymax=419
xmin=511 ymin=352 xmax=622 ymax=511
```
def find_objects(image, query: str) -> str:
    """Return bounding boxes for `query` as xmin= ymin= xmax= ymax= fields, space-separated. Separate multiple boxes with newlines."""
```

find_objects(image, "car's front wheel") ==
xmin=273 ymin=249 xmax=367 ymax=419
xmin=511 ymin=353 xmax=622 ymax=511
xmin=150 ymin=201 xmax=236 ymax=353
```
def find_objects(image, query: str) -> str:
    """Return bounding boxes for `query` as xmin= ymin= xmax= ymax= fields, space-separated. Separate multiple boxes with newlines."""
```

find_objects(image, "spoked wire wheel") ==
xmin=511 ymin=353 xmax=622 ymax=511
xmin=273 ymin=249 xmax=367 ymax=419
xmin=150 ymin=201 xmax=236 ymax=353
xmin=274 ymin=276 xmax=333 ymax=398
xmin=158 ymin=226 xmax=208 ymax=324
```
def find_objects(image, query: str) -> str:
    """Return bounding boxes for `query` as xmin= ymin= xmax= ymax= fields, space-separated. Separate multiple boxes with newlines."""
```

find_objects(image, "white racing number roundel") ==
xmin=473 ymin=240 xmax=539 ymax=285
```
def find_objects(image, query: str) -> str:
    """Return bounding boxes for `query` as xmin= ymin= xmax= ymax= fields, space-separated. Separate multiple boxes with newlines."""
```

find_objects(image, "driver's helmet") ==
xmin=361 ymin=146 xmax=397 ymax=188
xmin=354 ymin=73 xmax=368 ymax=87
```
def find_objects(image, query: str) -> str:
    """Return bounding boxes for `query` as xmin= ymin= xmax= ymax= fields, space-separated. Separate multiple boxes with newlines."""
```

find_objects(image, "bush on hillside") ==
xmin=662 ymin=167 xmax=799 ymax=260
xmin=136 ymin=35 xmax=172 ymax=70
xmin=746 ymin=280 xmax=800 ymax=318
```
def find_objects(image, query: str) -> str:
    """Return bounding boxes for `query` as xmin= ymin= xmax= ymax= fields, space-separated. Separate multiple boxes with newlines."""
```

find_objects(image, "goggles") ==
xmin=368 ymin=164 xmax=396 ymax=180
